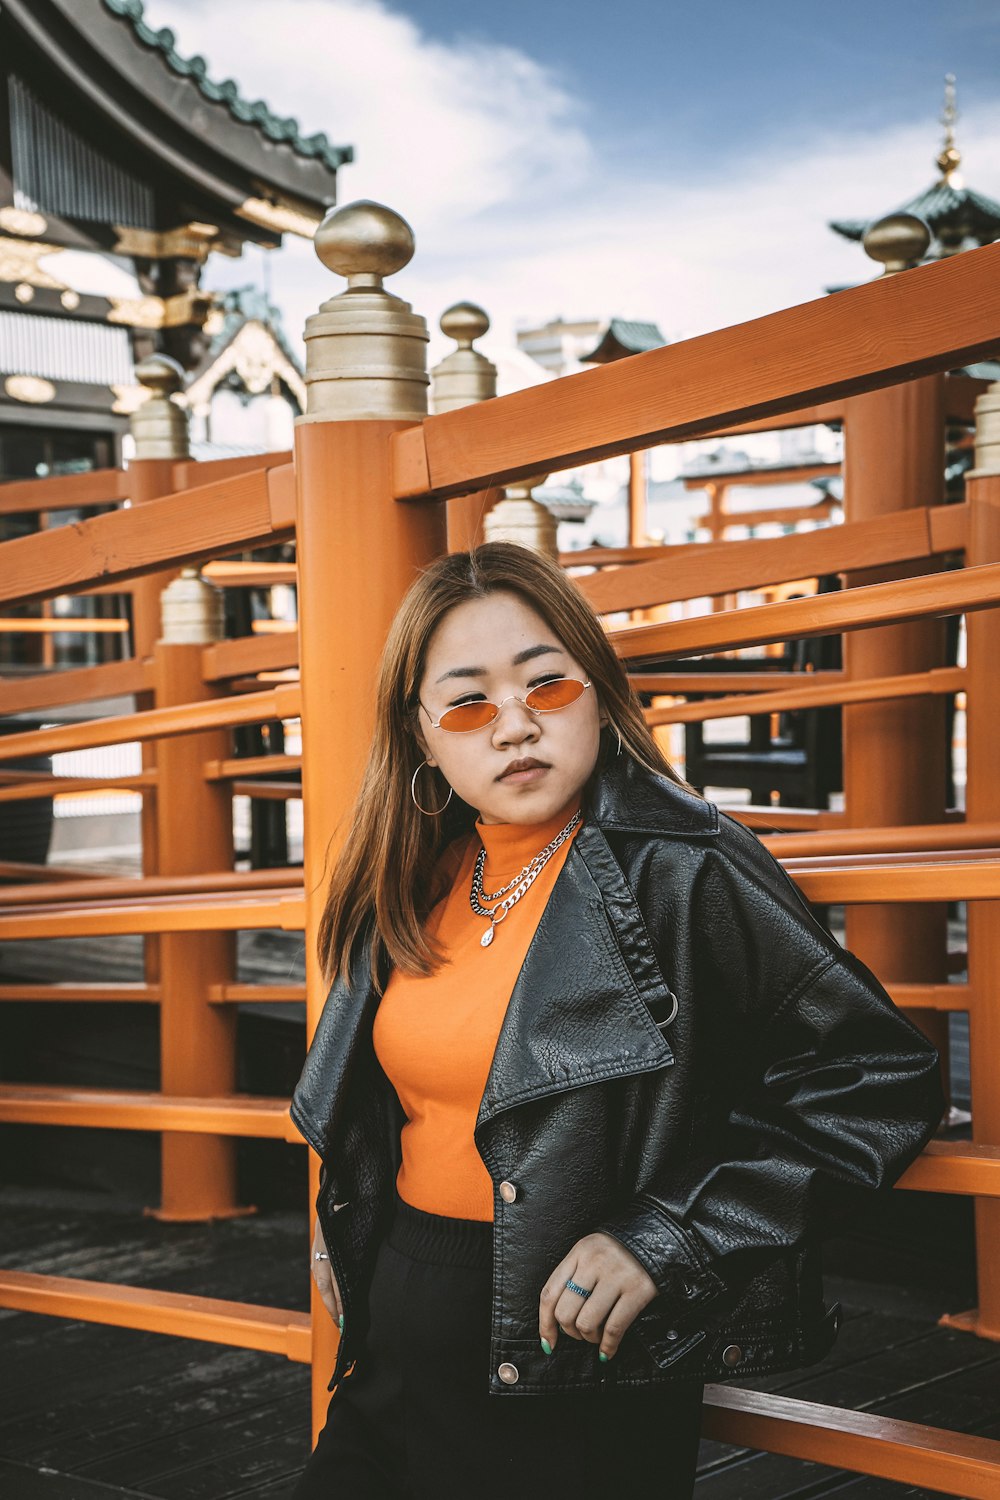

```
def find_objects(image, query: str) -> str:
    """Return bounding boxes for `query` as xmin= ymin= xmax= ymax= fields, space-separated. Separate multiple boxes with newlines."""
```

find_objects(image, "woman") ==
xmin=290 ymin=541 xmax=945 ymax=1500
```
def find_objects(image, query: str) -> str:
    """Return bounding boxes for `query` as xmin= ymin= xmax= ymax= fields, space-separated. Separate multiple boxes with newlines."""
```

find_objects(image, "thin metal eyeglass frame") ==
xmin=419 ymin=677 xmax=593 ymax=734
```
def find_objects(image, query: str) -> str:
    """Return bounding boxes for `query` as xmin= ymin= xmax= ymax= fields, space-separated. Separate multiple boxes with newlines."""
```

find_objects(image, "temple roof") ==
xmin=101 ymin=1 xmax=350 ymax=173
xmin=2 ymin=0 xmax=353 ymax=243
xmin=578 ymin=319 xmax=667 ymax=364
xmin=830 ymin=77 xmax=1000 ymax=256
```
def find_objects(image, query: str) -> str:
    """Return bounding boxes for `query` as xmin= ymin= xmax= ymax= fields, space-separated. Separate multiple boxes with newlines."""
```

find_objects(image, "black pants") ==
xmin=292 ymin=1189 xmax=705 ymax=1500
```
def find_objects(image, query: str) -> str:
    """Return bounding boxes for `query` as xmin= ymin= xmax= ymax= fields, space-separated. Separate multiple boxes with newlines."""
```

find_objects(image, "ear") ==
xmin=411 ymin=708 xmax=436 ymax=767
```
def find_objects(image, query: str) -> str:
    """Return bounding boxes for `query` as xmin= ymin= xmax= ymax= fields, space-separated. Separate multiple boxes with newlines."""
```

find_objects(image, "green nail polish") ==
xmin=540 ymin=1337 xmax=552 ymax=1355
xmin=339 ymin=1315 xmax=344 ymax=1331
xmin=599 ymin=1351 xmax=608 ymax=1362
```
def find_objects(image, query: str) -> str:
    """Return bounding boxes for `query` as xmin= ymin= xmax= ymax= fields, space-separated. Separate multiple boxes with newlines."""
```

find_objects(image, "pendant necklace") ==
xmin=470 ymin=808 xmax=582 ymax=948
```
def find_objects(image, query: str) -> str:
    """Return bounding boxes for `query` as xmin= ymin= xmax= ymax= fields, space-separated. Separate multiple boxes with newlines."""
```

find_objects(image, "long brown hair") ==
xmin=316 ymin=541 xmax=701 ymax=992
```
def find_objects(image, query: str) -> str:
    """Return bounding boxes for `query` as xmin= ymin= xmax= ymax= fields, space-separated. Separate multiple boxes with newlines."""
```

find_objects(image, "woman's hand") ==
xmin=539 ymin=1232 xmax=659 ymax=1361
xmin=311 ymin=1216 xmax=344 ymax=1330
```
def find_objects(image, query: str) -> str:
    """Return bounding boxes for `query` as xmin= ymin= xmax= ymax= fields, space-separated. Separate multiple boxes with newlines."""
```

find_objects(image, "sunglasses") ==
xmin=422 ymin=677 xmax=592 ymax=734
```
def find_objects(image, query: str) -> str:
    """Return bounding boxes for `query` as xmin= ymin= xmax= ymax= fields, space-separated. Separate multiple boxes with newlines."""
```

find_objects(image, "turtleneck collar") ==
xmin=474 ymin=791 xmax=584 ymax=882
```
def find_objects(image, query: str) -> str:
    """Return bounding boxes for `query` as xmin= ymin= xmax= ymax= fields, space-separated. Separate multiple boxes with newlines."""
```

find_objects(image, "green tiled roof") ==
xmin=102 ymin=0 xmax=352 ymax=170
xmin=606 ymin=319 xmax=667 ymax=353
xmin=831 ymin=180 xmax=1000 ymax=244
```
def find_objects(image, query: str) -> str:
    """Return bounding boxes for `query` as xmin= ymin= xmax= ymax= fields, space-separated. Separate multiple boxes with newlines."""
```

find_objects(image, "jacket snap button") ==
xmin=722 ymin=1343 xmax=743 ymax=1368
xmin=497 ymin=1362 xmax=519 ymax=1384
xmin=665 ymin=1328 xmax=680 ymax=1341
xmin=499 ymin=1180 xmax=518 ymax=1203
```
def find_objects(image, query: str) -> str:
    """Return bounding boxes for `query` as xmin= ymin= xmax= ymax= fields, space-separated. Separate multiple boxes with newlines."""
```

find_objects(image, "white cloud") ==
xmin=146 ymin=0 xmax=1000 ymax=373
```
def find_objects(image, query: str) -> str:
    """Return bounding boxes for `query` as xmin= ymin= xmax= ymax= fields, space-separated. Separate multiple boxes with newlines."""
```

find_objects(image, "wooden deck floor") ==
xmin=0 ymin=1163 xmax=991 ymax=1500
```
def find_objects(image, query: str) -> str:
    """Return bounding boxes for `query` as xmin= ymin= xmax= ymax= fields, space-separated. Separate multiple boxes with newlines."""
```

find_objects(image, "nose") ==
xmin=490 ymin=695 xmax=539 ymax=747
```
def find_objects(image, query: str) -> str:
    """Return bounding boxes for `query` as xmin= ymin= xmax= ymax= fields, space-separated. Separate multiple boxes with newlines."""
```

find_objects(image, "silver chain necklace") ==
xmin=470 ymin=809 xmax=582 ymax=948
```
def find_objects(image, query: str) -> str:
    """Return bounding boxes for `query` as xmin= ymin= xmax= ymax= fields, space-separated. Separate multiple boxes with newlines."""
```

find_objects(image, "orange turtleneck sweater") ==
xmin=372 ymin=792 xmax=584 ymax=1221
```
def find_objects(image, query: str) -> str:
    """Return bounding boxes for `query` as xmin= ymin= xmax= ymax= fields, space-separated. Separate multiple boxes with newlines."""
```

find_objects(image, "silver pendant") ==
xmin=481 ymin=927 xmax=495 ymax=947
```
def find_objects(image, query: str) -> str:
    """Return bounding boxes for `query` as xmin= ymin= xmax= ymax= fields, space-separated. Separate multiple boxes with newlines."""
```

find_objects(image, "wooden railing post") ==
xmin=147 ymin=570 xmax=245 ymax=1221
xmin=839 ymin=217 xmax=951 ymax=1098
xmin=948 ymin=391 xmax=1000 ymax=1340
xmin=430 ymin=301 xmax=500 ymax=550
xmin=127 ymin=355 xmax=192 ymax=1171
xmin=294 ymin=200 xmax=447 ymax=1439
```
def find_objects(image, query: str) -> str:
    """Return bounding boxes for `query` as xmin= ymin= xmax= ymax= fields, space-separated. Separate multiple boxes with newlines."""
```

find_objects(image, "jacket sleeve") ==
xmin=593 ymin=815 xmax=947 ymax=1328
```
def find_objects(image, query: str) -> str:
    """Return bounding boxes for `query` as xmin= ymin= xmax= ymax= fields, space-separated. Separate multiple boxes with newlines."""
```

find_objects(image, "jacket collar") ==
xmin=291 ymin=756 xmax=719 ymax=1157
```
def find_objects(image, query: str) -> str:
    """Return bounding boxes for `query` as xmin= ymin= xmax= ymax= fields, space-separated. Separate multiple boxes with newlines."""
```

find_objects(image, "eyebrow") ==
xmin=434 ymin=643 xmax=565 ymax=685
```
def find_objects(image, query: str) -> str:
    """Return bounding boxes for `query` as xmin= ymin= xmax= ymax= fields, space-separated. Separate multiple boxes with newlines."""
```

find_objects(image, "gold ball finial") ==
xmin=314 ymin=199 xmax=415 ymax=288
xmin=135 ymin=352 xmax=185 ymax=396
xmin=862 ymin=213 xmax=932 ymax=274
xmin=936 ymin=73 xmax=963 ymax=185
xmin=439 ymin=302 xmax=490 ymax=348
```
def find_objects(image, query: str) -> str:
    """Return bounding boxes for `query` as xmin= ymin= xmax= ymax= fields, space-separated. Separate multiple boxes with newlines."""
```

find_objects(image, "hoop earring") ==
xmin=410 ymin=759 xmax=453 ymax=815
xmin=604 ymin=722 xmax=622 ymax=756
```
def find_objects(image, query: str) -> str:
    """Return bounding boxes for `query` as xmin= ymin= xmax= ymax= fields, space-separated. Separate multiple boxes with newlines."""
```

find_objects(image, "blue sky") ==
xmin=399 ymin=0 xmax=1000 ymax=177
xmin=146 ymin=0 xmax=1000 ymax=369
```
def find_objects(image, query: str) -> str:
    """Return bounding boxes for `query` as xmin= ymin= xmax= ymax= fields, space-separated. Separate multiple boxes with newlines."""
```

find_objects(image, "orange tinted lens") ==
xmin=438 ymin=701 xmax=498 ymax=732
xmin=525 ymin=678 xmax=585 ymax=711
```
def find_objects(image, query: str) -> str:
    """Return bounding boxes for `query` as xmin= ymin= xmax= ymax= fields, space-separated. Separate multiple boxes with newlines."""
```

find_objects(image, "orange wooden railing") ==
xmin=0 ymin=219 xmax=998 ymax=1493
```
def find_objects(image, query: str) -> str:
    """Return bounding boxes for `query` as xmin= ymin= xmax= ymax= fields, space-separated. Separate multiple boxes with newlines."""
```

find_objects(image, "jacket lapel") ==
xmin=474 ymin=822 xmax=677 ymax=1131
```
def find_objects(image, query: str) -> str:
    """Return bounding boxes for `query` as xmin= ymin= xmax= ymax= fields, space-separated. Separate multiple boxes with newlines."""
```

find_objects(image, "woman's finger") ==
xmin=311 ymin=1217 xmax=344 ymax=1324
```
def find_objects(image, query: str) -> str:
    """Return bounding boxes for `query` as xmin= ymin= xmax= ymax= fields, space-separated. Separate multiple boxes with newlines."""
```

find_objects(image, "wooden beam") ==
xmin=580 ymin=504 xmax=962 ymax=614
xmin=392 ymin=239 xmax=1000 ymax=499
xmin=0 ymin=683 xmax=300 ymax=761
xmin=0 ymin=468 xmax=127 ymax=515
xmin=699 ymin=1384 xmax=1000 ymax=1498
xmin=0 ymin=463 xmax=296 ymax=608
xmin=0 ymin=1271 xmax=311 ymax=1362
xmin=681 ymin=462 xmax=840 ymax=489
xmin=609 ymin=559 xmax=1000 ymax=660
xmin=0 ymin=657 xmax=154 ymax=715
xmin=0 ymin=1084 xmax=300 ymax=1140
xmin=644 ymin=666 xmax=964 ymax=725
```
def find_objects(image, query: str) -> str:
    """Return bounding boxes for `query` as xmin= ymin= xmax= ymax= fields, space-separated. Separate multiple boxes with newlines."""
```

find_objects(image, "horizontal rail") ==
xmin=170 ymin=450 xmax=292 ymax=489
xmin=0 ymin=769 xmax=157 ymax=804
xmin=898 ymin=1142 xmax=1000 ymax=1197
xmin=205 ymin=753 xmax=302 ymax=779
xmin=201 ymin=560 xmax=298 ymax=587
xmin=0 ymin=468 xmax=127 ymax=515
xmin=0 ymin=1084 xmax=300 ymax=1141
xmin=0 ymin=682 xmax=301 ymax=761
xmin=759 ymin=821 xmax=1000 ymax=859
xmin=0 ymin=867 xmax=303 ymax=908
xmin=392 ymin=238 xmax=1000 ymax=499
xmin=0 ymin=656 xmax=155 ymax=715
xmin=204 ymin=630 xmax=299 ymax=683
xmin=208 ymin=983 xmax=306 ymax=1004
xmin=0 ymin=983 xmax=161 ymax=1002
xmin=791 ymin=856 xmax=1000 ymax=903
xmin=0 ymin=617 xmax=129 ymax=635
xmin=681 ymin=461 xmax=840 ymax=489
xmin=700 ymin=1384 xmax=1000 ymax=1499
xmin=0 ymin=891 xmax=305 ymax=938
xmin=645 ymin=666 xmax=965 ymax=725
xmin=694 ymin=498 xmax=838 ymax=532
xmin=0 ymin=1271 xmax=311 ymax=1362
xmin=886 ymin=983 xmax=969 ymax=1012
xmin=610 ymin=560 xmax=1000 ymax=661
xmin=0 ymin=463 xmax=297 ymax=609
xmin=575 ymin=503 xmax=968 ymax=615
xmin=631 ymin=671 xmax=845 ymax=693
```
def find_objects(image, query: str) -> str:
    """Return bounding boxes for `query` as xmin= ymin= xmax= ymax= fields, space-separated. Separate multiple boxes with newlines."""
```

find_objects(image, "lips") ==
xmin=498 ymin=757 xmax=550 ymax=780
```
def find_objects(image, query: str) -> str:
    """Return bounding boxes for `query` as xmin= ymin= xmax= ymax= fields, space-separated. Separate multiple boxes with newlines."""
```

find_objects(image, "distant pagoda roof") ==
xmin=2 ymin=0 xmax=353 ymax=243
xmin=830 ymin=77 xmax=1000 ymax=256
xmin=578 ymin=319 xmax=667 ymax=364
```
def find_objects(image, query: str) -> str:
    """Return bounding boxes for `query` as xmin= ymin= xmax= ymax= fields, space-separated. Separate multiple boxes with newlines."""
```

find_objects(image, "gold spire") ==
xmin=936 ymin=73 xmax=963 ymax=187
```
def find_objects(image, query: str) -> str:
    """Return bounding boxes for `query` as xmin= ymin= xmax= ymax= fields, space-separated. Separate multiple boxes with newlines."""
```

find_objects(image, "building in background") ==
xmin=0 ymin=0 xmax=350 ymax=484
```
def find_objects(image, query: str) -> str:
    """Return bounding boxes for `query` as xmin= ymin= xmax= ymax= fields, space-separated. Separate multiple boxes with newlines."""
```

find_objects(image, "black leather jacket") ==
xmin=290 ymin=753 xmax=945 ymax=1397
